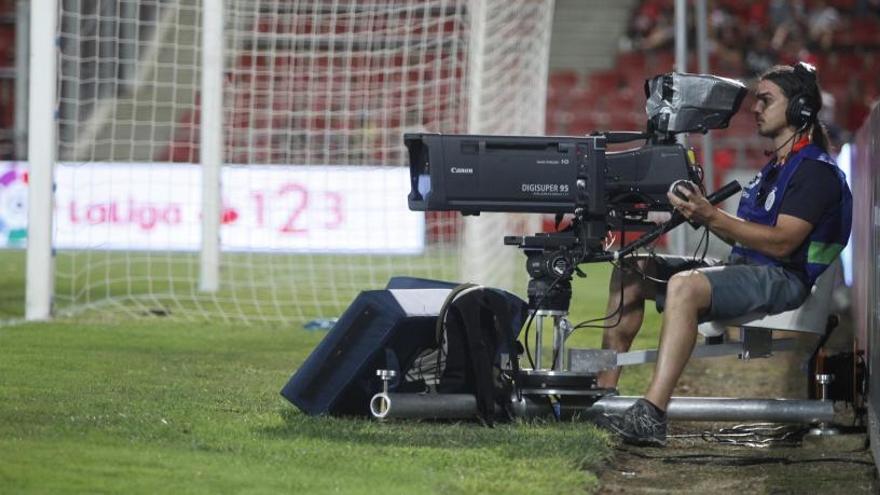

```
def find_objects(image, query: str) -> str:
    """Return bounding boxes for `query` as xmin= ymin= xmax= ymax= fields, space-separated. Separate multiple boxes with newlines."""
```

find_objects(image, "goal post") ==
xmin=461 ymin=0 xmax=554 ymax=293
xmin=199 ymin=0 xmax=223 ymax=293
xmin=25 ymin=0 xmax=56 ymax=321
xmin=28 ymin=0 xmax=556 ymax=324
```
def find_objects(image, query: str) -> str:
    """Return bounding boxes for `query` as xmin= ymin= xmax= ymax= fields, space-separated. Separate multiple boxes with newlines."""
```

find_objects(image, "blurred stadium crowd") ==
xmin=547 ymin=0 xmax=879 ymax=181
xmin=0 ymin=0 xmax=15 ymax=159
xmin=2 ymin=1 xmax=878 ymax=172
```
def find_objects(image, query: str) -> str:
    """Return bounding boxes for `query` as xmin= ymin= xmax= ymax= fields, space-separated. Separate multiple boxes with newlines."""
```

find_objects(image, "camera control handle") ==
xmin=667 ymin=179 xmax=742 ymax=230
xmin=597 ymin=180 xmax=742 ymax=261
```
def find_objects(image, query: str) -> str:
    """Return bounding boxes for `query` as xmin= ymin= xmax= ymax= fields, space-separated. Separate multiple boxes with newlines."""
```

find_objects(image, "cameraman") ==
xmin=595 ymin=62 xmax=853 ymax=447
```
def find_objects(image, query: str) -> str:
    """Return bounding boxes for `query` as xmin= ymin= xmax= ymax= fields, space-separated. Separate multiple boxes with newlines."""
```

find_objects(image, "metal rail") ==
xmin=370 ymin=393 xmax=834 ymax=424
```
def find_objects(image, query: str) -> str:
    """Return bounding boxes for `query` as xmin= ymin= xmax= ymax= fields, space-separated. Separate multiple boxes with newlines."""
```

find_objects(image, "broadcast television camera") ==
xmin=405 ymin=71 xmax=748 ymax=336
xmin=406 ymin=73 xmax=747 ymax=247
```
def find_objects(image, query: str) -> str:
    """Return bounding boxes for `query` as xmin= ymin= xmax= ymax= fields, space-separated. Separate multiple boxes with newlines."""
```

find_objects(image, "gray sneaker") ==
xmin=595 ymin=398 xmax=667 ymax=447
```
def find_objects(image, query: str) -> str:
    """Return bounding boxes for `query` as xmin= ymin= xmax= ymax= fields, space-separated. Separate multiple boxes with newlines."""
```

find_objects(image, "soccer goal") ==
xmin=27 ymin=0 xmax=554 ymax=324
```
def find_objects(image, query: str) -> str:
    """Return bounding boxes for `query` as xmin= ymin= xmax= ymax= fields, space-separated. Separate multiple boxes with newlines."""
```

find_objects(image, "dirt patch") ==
xmin=597 ymin=335 xmax=876 ymax=494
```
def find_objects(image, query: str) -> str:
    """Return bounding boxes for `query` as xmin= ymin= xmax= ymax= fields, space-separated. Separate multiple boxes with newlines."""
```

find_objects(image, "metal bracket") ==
xmin=568 ymin=337 xmax=799 ymax=371
xmin=740 ymin=328 xmax=773 ymax=360
xmin=568 ymin=349 xmax=617 ymax=373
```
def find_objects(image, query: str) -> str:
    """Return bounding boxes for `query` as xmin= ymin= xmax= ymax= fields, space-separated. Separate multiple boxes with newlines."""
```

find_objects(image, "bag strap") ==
xmin=434 ymin=283 xmax=479 ymax=345
xmin=432 ymin=283 xmax=479 ymax=392
xmin=483 ymin=290 xmax=520 ymax=377
xmin=453 ymin=293 xmax=497 ymax=423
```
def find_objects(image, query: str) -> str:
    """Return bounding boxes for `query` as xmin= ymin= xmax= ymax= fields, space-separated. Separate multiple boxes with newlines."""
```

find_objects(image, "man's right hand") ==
xmin=667 ymin=183 xmax=718 ymax=226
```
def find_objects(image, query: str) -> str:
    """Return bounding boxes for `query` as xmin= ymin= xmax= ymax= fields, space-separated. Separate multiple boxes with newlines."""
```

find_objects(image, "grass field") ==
xmin=0 ymin=250 xmax=663 ymax=494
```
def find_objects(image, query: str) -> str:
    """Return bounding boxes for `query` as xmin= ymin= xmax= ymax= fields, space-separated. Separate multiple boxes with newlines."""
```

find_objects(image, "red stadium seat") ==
xmin=647 ymin=51 xmax=675 ymax=73
xmin=588 ymin=70 xmax=621 ymax=93
xmin=0 ymin=24 xmax=14 ymax=68
xmin=828 ymin=0 xmax=857 ymax=10
xmin=548 ymin=70 xmax=579 ymax=99
xmin=853 ymin=19 xmax=880 ymax=46
xmin=617 ymin=51 xmax=647 ymax=71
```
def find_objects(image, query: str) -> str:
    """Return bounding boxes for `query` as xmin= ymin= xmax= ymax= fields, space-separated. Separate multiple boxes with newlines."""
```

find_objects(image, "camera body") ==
xmin=407 ymin=134 xmax=604 ymax=216
xmin=406 ymin=133 xmax=698 ymax=224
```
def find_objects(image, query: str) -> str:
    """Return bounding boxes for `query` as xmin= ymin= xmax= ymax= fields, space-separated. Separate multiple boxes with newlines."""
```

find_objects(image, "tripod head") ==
xmin=504 ymin=232 xmax=580 ymax=313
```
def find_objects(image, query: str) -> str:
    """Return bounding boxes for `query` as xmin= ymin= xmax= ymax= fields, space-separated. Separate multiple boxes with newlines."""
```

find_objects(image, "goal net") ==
xmin=49 ymin=0 xmax=554 ymax=324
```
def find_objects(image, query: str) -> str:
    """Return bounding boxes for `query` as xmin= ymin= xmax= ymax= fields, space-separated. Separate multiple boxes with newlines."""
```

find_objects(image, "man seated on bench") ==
xmin=594 ymin=62 xmax=853 ymax=447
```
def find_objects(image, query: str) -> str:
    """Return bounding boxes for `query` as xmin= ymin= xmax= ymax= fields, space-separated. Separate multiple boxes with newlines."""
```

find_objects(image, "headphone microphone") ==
xmin=763 ymin=132 xmax=800 ymax=158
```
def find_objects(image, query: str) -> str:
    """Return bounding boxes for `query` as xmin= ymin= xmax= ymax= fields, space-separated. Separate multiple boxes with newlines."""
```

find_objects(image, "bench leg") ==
xmin=806 ymin=314 xmax=841 ymax=400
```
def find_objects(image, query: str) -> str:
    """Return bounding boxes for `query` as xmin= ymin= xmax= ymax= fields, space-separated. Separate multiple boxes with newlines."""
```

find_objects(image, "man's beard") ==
xmin=757 ymin=122 xmax=784 ymax=138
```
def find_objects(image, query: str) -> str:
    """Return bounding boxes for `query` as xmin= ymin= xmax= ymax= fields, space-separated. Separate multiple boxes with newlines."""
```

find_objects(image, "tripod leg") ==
xmin=535 ymin=314 xmax=543 ymax=369
xmin=552 ymin=314 xmax=572 ymax=371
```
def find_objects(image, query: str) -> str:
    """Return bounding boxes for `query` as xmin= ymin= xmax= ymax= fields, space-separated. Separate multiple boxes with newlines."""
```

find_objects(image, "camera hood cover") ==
xmin=645 ymin=72 xmax=747 ymax=134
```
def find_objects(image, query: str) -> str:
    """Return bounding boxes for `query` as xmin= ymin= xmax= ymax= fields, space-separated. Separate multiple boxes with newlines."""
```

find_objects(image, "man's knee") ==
xmin=666 ymin=270 xmax=712 ymax=310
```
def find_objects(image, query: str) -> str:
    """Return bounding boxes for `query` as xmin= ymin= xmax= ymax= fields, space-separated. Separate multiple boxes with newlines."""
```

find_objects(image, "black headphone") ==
xmin=785 ymin=62 xmax=819 ymax=129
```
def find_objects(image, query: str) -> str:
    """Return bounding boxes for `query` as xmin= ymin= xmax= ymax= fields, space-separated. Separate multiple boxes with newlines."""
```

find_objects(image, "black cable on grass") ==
xmin=622 ymin=450 xmax=875 ymax=467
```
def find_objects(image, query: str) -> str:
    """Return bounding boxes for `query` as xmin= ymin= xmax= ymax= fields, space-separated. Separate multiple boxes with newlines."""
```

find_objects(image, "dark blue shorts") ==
xmin=650 ymin=254 xmax=809 ymax=322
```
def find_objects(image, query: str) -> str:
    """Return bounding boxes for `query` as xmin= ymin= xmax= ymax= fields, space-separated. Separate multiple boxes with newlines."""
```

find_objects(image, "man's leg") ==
xmin=597 ymin=258 xmax=657 ymax=388
xmin=595 ymin=268 xmax=712 ymax=447
xmin=644 ymin=269 xmax=713 ymax=410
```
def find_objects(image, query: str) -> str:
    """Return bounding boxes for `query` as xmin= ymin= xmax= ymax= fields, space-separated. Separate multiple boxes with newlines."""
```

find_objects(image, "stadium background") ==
xmin=2 ymin=0 xmax=878 ymax=322
xmin=0 ymin=0 xmax=879 ymax=488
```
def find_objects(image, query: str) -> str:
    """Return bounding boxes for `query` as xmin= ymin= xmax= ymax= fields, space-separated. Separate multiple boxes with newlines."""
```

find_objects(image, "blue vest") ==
xmin=731 ymin=144 xmax=852 ymax=287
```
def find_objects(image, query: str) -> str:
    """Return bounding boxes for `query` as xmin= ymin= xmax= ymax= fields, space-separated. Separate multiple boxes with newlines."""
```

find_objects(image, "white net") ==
xmin=52 ymin=0 xmax=554 ymax=324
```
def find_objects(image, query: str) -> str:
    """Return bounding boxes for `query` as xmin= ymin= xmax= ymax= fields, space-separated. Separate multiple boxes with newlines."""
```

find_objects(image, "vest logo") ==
xmin=742 ymin=172 xmax=761 ymax=200
xmin=747 ymin=172 xmax=761 ymax=189
xmin=764 ymin=187 xmax=777 ymax=211
xmin=450 ymin=167 xmax=474 ymax=174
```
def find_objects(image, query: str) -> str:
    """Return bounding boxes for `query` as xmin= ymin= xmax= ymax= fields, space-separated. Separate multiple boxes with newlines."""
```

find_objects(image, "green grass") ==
xmin=0 ymin=251 xmax=663 ymax=494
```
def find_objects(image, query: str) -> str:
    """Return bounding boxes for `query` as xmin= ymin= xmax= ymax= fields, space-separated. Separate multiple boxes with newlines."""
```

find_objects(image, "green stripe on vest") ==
xmin=808 ymin=242 xmax=844 ymax=265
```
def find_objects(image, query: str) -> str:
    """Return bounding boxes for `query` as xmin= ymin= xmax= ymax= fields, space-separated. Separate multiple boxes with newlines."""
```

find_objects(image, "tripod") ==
xmin=525 ymin=258 xmax=575 ymax=372
xmin=505 ymin=238 xmax=614 ymax=403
